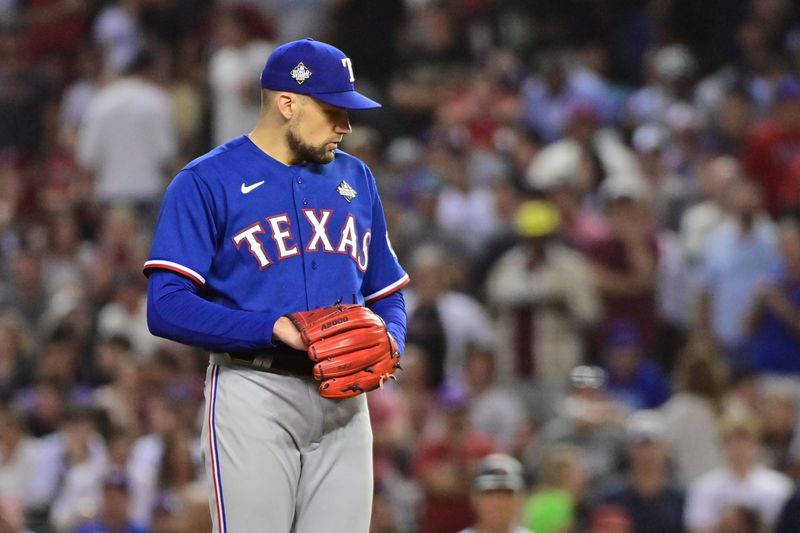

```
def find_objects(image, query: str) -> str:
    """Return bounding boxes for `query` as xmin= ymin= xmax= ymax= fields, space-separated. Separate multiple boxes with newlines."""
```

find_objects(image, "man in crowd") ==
xmin=458 ymin=453 xmax=534 ymax=533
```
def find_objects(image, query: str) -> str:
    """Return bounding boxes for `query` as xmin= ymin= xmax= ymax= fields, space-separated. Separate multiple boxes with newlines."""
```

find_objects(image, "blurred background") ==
xmin=1 ymin=0 xmax=800 ymax=532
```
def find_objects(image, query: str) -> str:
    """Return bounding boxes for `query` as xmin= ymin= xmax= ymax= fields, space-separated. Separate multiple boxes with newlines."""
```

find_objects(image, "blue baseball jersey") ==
xmin=144 ymin=135 xmax=409 ymax=317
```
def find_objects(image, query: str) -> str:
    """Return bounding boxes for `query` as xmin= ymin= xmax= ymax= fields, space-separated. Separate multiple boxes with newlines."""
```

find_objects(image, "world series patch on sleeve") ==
xmin=287 ymin=304 xmax=401 ymax=399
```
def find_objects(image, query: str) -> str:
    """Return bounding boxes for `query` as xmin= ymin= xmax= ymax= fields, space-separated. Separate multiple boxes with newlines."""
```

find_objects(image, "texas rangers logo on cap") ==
xmin=290 ymin=62 xmax=312 ymax=85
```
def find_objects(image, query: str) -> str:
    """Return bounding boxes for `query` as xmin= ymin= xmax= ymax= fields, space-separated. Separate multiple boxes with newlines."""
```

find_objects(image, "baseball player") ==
xmin=143 ymin=38 xmax=409 ymax=533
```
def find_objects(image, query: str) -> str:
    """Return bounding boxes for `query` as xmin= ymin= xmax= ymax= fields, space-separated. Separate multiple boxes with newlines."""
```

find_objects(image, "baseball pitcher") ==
xmin=143 ymin=38 xmax=409 ymax=533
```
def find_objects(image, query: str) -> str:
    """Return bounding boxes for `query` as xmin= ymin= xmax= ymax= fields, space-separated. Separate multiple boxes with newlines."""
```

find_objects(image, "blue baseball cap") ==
xmin=260 ymin=38 xmax=381 ymax=110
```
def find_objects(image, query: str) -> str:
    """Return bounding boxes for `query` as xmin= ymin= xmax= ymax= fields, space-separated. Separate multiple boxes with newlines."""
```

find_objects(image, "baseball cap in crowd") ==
xmin=625 ymin=410 xmax=666 ymax=444
xmin=653 ymin=44 xmax=696 ymax=81
xmin=606 ymin=321 xmax=643 ymax=350
xmin=473 ymin=453 xmax=526 ymax=492
xmin=260 ymin=38 xmax=381 ymax=110
xmin=568 ymin=365 xmax=607 ymax=390
xmin=514 ymin=200 xmax=561 ymax=238
xmin=437 ymin=379 xmax=470 ymax=411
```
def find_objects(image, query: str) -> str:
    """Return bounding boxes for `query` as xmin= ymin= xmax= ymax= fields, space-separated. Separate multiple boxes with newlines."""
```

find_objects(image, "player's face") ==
xmin=287 ymin=97 xmax=352 ymax=164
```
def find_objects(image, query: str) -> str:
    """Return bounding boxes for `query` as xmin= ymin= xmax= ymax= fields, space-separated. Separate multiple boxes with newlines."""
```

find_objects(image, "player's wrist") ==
xmin=273 ymin=316 xmax=306 ymax=350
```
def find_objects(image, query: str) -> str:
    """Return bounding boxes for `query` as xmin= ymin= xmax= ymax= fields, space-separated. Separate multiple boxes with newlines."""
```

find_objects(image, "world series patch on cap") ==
xmin=260 ymin=38 xmax=381 ymax=110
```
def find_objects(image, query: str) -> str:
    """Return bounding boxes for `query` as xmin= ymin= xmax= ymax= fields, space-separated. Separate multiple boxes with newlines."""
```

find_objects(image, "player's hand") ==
xmin=272 ymin=316 xmax=307 ymax=351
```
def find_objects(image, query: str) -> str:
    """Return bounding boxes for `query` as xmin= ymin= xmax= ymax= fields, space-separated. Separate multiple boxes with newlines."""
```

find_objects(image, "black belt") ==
xmin=225 ymin=345 xmax=315 ymax=379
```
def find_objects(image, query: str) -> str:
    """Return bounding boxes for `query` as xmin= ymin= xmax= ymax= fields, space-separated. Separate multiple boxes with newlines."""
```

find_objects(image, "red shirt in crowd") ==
xmin=742 ymin=120 xmax=800 ymax=216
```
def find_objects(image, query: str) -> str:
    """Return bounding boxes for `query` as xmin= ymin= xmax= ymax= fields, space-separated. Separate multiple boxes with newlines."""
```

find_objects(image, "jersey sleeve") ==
xmin=143 ymin=169 xmax=219 ymax=285
xmin=361 ymin=168 xmax=409 ymax=304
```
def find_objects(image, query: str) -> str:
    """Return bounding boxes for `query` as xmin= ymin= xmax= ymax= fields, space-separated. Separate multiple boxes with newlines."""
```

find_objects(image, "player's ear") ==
xmin=275 ymin=92 xmax=299 ymax=121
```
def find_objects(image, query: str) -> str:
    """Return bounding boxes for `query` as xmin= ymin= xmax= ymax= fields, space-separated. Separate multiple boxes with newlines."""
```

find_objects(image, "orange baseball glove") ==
xmin=286 ymin=304 xmax=400 ymax=399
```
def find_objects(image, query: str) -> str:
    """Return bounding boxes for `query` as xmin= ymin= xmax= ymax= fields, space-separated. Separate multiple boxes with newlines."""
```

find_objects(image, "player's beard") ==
xmin=286 ymin=128 xmax=335 ymax=165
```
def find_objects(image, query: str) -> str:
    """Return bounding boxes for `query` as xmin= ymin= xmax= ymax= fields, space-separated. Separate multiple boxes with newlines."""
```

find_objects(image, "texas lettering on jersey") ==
xmin=232 ymin=209 xmax=371 ymax=272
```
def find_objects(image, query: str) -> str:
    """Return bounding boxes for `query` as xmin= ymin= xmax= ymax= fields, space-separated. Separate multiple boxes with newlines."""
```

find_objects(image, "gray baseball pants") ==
xmin=200 ymin=358 xmax=373 ymax=532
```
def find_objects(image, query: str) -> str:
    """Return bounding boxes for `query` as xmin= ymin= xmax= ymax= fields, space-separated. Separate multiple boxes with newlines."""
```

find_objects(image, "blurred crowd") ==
xmin=2 ymin=0 xmax=800 ymax=532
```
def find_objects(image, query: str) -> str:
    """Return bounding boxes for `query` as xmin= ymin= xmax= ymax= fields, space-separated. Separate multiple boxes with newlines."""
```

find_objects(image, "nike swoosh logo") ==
xmin=241 ymin=180 xmax=265 ymax=194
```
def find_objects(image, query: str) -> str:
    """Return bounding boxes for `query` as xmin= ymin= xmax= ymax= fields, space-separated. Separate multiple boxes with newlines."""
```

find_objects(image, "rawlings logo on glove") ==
xmin=286 ymin=304 xmax=401 ymax=399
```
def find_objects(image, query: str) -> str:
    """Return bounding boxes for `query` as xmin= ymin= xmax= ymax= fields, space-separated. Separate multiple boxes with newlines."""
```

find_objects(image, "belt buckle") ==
xmin=249 ymin=354 xmax=274 ymax=370
xmin=226 ymin=353 xmax=274 ymax=371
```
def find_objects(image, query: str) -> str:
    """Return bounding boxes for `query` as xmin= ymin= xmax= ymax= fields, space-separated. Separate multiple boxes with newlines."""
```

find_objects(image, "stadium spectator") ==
xmin=73 ymin=470 xmax=146 ymax=533
xmin=487 ymin=200 xmax=600 ymax=382
xmin=367 ymin=382 xmax=412 ymax=490
xmin=695 ymin=177 xmax=779 ymax=359
xmin=589 ymin=503 xmax=632 ymax=533
xmin=744 ymin=218 xmax=800 ymax=373
xmin=96 ymin=271 xmax=157 ymax=361
xmin=413 ymin=382 xmax=495 ymax=533
xmin=526 ymin=103 xmax=643 ymax=211
xmin=520 ymin=50 xmax=615 ymax=144
xmin=458 ymin=453 xmax=533 ymax=533
xmin=389 ymin=2 xmax=471 ymax=136
xmin=0 ymin=245 xmax=47 ymax=331
xmin=684 ymin=411 xmax=792 ymax=533
xmin=0 ymin=403 xmax=39 ymax=510
xmin=594 ymin=410 xmax=684 ymax=533
xmin=531 ymin=366 xmax=625 ymax=487
xmin=41 ymin=210 xmax=94 ymax=299
xmin=461 ymin=344 xmax=526 ymax=454
xmin=433 ymin=143 xmax=501 ymax=255
xmin=28 ymin=407 xmax=108 ymax=532
xmin=0 ymin=26 xmax=55 ymax=160
xmin=0 ymin=313 xmax=34 ymax=395
xmin=584 ymin=179 xmax=660 ymax=351
xmin=153 ymin=429 xmax=201 ymax=515
xmin=127 ymin=395 xmax=183 ymax=529
xmin=630 ymin=123 xmax=690 ymax=231
xmin=624 ymin=44 xmax=698 ymax=130
xmin=601 ymin=322 xmax=671 ymax=411
xmin=680 ymin=156 xmax=742 ymax=265
xmin=57 ymin=46 xmax=102 ymax=151
xmin=208 ymin=4 xmax=274 ymax=146
xmin=742 ymin=75 xmax=800 ymax=216
xmin=757 ymin=382 xmax=797 ymax=472
xmin=523 ymin=443 xmax=587 ymax=533
xmin=77 ymin=49 xmax=177 ymax=217
xmin=405 ymin=244 xmax=495 ymax=388
xmin=660 ymin=344 xmax=733 ymax=486
xmin=391 ymin=343 xmax=436 ymax=446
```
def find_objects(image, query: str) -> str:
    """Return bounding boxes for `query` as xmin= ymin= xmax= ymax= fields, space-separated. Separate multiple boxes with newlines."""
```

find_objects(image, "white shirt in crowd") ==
xmin=27 ymin=432 xmax=108 ymax=532
xmin=660 ymin=392 xmax=724 ymax=486
xmin=78 ymin=77 xmax=177 ymax=205
xmin=435 ymin=186 xmax=500 ymax=254
xmin=404 ymin=290 xmax=496 ymax=382
xmin=0 ymin=436 xmax=41 ymax=506
xmin=684 ymin=464 xmax=793 ymax=531
xmin=97 ymin=296 xmax=160 ymax=360
xmin=209 ymin=40 xmax=274 ymax=146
